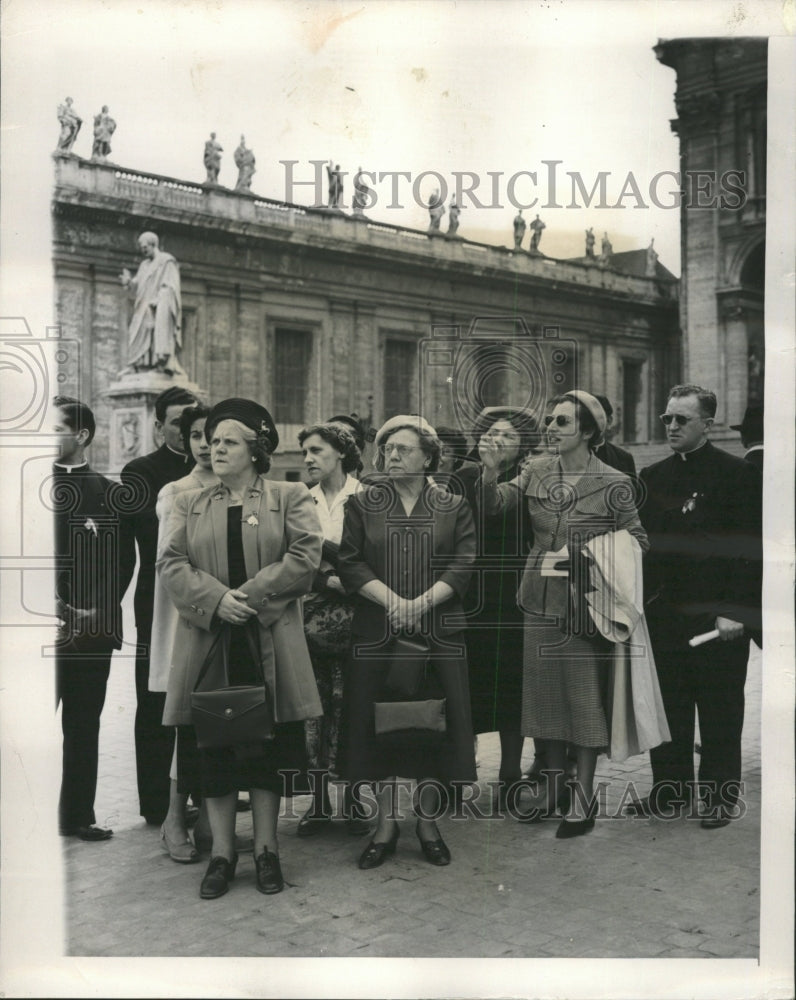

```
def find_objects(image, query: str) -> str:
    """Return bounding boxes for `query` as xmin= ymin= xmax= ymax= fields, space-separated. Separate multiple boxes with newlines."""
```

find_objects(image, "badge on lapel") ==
xmin=246 ymin=513 xmax=259 ymax=527
xmin=682 ymin=492 xmax=699 ymax=514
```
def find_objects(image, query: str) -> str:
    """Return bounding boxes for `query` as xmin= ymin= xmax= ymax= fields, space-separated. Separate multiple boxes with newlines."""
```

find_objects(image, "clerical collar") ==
xmin=54 ymin=461 xmax=88 ymax=473
xmin=166 ymin=445 xmax=187 ymax=458
xmin=676 ymin=440 xmax=710 ymax=462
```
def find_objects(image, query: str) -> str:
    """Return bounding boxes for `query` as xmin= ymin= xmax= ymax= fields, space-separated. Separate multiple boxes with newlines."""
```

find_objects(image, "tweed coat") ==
xmin=480 ymin=452 xmax=649 ymax=624
xmin=158 ymin=475 xmax=323 ymax=726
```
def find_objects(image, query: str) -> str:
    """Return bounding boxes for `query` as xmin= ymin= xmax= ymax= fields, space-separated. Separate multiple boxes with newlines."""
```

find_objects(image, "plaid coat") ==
xmin=480 ymin=453 xmax=648 ymax=623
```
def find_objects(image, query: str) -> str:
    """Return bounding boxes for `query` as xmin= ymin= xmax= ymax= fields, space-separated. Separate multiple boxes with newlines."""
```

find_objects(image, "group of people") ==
xmin=53 ymin=381 xmax=762 ymax=901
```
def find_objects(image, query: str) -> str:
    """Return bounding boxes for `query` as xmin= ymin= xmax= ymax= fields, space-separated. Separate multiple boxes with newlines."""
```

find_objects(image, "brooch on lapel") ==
xmin=84 ymin=517 xmax=98 ymax=536
xmin=682 ymin=492 xmax=699 ymax=514
xmin=246 ymin=513 xmax=259 ymax=527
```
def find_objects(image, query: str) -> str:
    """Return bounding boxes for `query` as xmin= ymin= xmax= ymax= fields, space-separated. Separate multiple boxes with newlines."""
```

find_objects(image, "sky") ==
xmin=5 ymin=0 xmax=784 ymax=282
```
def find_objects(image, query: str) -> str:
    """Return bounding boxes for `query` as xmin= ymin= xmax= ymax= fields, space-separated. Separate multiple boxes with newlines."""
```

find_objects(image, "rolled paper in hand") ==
xmin=689 ymin=629 xmax=720 ymax=648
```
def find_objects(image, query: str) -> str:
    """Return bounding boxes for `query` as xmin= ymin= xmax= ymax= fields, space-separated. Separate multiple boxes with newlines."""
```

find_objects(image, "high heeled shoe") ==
xmin=415 ymin=821 xmax=451 ymax=866
xmin=555 ymin=797 xmax=597 ymax=839
xmin=160 ymin=825 xmax=200 ymax=864
xmin=358 ymin=825 xmax=399 ymax=869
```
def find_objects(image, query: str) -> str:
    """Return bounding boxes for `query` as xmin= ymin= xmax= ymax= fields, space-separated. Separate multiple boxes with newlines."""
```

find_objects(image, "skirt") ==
xmin=521 ymin=620 xmax=612 ymax=749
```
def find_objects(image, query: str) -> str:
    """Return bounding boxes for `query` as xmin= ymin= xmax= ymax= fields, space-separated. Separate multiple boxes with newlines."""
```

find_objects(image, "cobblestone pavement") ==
xmin=60 ymin=625 xmax=763 ymax=963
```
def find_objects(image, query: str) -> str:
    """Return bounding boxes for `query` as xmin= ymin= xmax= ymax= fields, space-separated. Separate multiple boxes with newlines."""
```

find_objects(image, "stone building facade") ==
xmin=52 ymin=157 xmax=680 ymax=475
xmin=655 ymin=37 xmax=766 ymax=428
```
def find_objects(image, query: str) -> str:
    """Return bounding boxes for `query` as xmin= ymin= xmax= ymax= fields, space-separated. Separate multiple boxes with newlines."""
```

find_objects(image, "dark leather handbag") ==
xmin=190 ymin=623 xmax=275 ymax=749
xmin=384 ymin=634 xmax=431 ymax=699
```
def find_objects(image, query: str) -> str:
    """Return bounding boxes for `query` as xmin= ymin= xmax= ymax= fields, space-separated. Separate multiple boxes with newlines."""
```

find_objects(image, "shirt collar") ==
xmin=53 ymin=461 xmax=88 ymax=473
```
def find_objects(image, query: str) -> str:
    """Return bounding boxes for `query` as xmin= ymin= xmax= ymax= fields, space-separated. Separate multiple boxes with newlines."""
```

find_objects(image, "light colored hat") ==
xmin=562 ymin=390 xmax=607 ymax=448
xmin=374 ymin=414 xmax=438 ymax=447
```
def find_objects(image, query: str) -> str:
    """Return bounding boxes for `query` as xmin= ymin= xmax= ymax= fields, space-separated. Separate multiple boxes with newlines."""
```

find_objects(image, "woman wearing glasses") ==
xmin=479 ymin=391 xmax=649 ymax=838
xmin=337 ymin=415 xmax=477 ymax=869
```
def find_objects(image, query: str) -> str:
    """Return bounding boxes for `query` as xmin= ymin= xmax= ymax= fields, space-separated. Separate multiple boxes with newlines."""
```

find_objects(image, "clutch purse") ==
xmin=374 ymin=698 xmax=447 ymax=735
xmin=190 ymin=623 xmax=275 ymax=749
xmin=373 ymin=698 xmax=447 ymax=751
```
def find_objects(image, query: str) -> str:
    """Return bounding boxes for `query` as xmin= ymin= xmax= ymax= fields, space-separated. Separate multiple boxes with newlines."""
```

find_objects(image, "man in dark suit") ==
xmin=119 ymin=385 xmax=198 ymax=824
xmin=633 ymin=384 xmax=762 ymax=828
xmin=730 ymin=404 xmax=764 ymax=473
xmin=53 ymin=396 xmax=123 ymax=841
xmin=593 ymin=394 xmax=637 ymax=477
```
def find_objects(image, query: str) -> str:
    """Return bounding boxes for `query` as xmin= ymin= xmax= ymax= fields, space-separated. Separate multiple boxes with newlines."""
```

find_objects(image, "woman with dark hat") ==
xmin=466 ymin=406 xmax=539 ymax=810
xmin=158 ymin=398 xmax=323 ymax=898
xmin=479 ymin=391 xmax=649 ymax=838
xmin=337 ymin=414 xmax=477 ymax=869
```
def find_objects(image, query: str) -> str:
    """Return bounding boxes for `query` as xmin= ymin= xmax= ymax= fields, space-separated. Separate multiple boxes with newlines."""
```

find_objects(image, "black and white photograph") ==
xmin=0 ymin=1 xmax=793 ymax=997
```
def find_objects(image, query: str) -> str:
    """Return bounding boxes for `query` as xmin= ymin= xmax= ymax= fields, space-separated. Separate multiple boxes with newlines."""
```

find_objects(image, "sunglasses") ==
xmin=543 ymin=414 xmax=574 ymax=428
xmin=659 ymin=413 xmax=698 ymax=427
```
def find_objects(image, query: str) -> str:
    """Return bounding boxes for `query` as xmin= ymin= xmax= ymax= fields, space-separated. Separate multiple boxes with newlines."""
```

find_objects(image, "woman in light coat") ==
xmin=479 ymin=390 xmax=649 ymax=838
xmin=159 ymin=398 xmax=322 ymax=899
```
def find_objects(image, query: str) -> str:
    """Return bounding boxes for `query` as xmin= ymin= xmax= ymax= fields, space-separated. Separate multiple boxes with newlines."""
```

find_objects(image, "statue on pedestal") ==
xmin=599 ymin=231 xmax=613 ymax=267
xmin=513 ymin=210 xmax=526 ymax=250
xmin=119 ymin=232 xmax=185 ymax=376
xmin=585 ymin=227 xmax=596 ymax=258
xmin=529 ymin=214 xmax=546 ymax=253
xmin=427 ymin=189 xmax=446 ymax=233
xmin=352 ymin=167 xmax=371 ymax=215
xmin=327 ymin=160 xmax=343 ymax=208
xmin=204 ymin=132 xmax=223 ymax=184
xmin=234 ymin=135 xmax=256 ymax=191
xmin=645 ymin=238 xmax=659 ymax=277
xmin=447 ymin=198 xmax=461 ymax=237
xmin=91 ymin=106 xmax=116 ymax=161
xmin=56 ymin=97 xmax=82 ymax=154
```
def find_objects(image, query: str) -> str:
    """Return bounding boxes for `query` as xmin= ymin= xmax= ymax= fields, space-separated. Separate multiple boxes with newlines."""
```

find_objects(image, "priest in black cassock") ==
xmin=633 ymin=385 xmax=761 ymax=829
xmin=53 ymin=396 xmax=123 ymax=840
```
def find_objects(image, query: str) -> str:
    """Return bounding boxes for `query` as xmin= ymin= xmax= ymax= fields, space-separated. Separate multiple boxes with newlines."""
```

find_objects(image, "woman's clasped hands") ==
xmin=387 ymin=593 xmax=429 ymax=634
xmin=216 ymin=588 xmax=258 ymax=625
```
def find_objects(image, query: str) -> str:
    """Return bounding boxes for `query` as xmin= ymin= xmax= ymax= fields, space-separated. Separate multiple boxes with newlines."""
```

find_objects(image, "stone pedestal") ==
xmin=103 ymin=371 xmax=205 ymax=473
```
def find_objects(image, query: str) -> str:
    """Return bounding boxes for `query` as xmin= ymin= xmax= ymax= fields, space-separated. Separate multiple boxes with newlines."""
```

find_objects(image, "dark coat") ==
xmin=119 ymin=445 xmax=193 ymax=633
xmin=52 ymin=463 xmax=123 ymax=655
xmin=594 ymin=440 xmax=637 ymax=478
xmin=639 ymin=442 xmax=762 ymax=637
xmin=338 ymin=478 xmax=476 ymax=641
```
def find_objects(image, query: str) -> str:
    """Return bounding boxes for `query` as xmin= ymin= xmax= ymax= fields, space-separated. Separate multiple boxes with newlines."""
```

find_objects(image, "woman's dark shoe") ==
xmin=199 ymin=854 xmax=238 ymax=899
xmin=555 ymin=798 xmax=597 ymax=839
xmin=555 ymin=816 xmax=595 ymax=839
xmin=358 ymin=825 xmax=399 ymax=870
xmin=415 ymin=822 xmax=451 ymax=866
xmin=255 ymin=849 xmax=285 ymax=894
xmin=296 ymin=805 xmax=332 ymax=837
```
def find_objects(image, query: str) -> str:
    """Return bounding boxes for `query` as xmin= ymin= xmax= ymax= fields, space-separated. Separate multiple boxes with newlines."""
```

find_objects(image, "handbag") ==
xmin=384 ymin=634 xmax=431 ymax=699
xmin=190 ymin=622 xmax=275 ymax=749
xmin=373 ymin=698 xmax=447 ymax=751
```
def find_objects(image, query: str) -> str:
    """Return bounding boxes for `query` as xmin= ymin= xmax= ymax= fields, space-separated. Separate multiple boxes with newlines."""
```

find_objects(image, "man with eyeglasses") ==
xmin=630 ymin=385 xmax=761 ymax=828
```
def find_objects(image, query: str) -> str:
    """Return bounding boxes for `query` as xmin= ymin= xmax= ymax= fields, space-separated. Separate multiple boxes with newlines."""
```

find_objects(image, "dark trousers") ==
xmin=648 ymin=615 xmax=749 ymax=810
xmin=57 ymin=654 xmax=112 ymax=832
xmin=134 ymin=625 xmax=173 ymax=821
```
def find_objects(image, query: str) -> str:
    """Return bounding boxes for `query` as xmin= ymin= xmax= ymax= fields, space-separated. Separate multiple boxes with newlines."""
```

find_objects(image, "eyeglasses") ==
xmin=659 ymin=413 xmax=698 ymax=427
xmin=543 ymin=414 xmax=574 ymax=428
xmin=378 ymin=443 xmax=422 ymax=458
